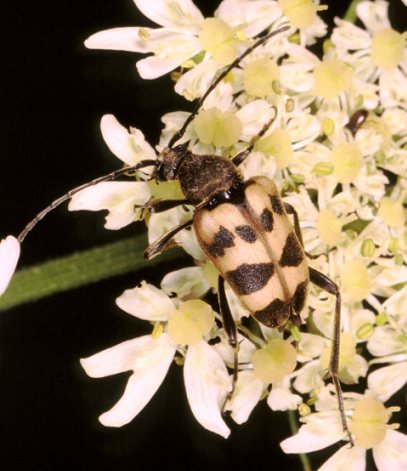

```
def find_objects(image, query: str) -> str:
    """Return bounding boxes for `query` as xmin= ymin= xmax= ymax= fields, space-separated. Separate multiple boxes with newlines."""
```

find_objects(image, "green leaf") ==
xmin=0 ymin=235 xmax=184 ymax=311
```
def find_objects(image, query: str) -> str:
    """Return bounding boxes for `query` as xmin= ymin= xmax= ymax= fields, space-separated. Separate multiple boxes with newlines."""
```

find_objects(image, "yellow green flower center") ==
xmin=329 ymin=142 xmax=363 ymax=183
xmin=255 ymin=128 xmax=293 ymax=169
xmin=350 ymin=398 xmax=399 ymax=449
xmin=167 ymin=299 xmax=214 ymax=345
xmin=316 ymin=209 xmax=343 ymax=246
xmin=355 ymin=323 xmax=374 ymax=340
xmin=194 ymin=107 xmax=242 ymax=147
xmin=322 ymin=117 xmax=335 ymax=136
xmin=148 ymin=180 xmax=184 ymax=200
xmin=199 ymin=18 xmax=240 ymax=66
xmin=243 ymin=57 xmax=280 ymax=97
xmin=377 ymin=197 xmax=405 ymax=229
xmin=252 ymin=338 xmax=297 ymax=383
xmin=278 ymin=0 xmax=327 ymax=29
xmin=313 ymin=60 xmax=353 ymax=100
xmin=361 ymin=238 xmax=376 ymax=258
xmin=340 ymin=260 xmax=372 ymax=302
xmin=371 ymin=28 xmax=406 ymax=70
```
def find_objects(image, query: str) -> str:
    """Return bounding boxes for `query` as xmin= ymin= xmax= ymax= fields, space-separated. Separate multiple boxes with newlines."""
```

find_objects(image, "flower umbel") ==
xmin=3 ymin=1 xmax=407 ymax=470
xmin=64 ymin=0 xmax=407 ymax=460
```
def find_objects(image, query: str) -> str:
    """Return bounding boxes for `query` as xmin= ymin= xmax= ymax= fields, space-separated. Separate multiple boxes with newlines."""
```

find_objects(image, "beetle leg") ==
xmin=283 ymin=202 xmax=304 ymax=247
xmin=284 ymin=202 xmax=335 ymax=260
xmin=143 ymin=219 xmax=192 ymax=259
xmin=135 ymin=198 xmax=190 ymax=214
xmin=217 ymin=276 xmax=238 ymax=414
xmin=309 ymin=267 xmax=354 ymax=446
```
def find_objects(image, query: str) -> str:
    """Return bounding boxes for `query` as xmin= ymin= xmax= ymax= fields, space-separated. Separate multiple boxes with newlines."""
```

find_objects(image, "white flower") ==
xmin=331 ymin=1 xmax=407 ymax=108
xmin=277 ymin=0 xmax=328 ymax=46
xmin=80 ymin=333 xmax=176 ymax=427
xmin=68 ymin=115 xmax=154 ymax=229
xmin=81 ymin=280 xmax=233 ymax=436
xmin=100 ymin=114 xmax=157 ymax=166
xmin=85 ymin=0 xmax=204 ymax=79
xmin=0 ymin=235 xmax=20 ymax=296
xmin=85 ymin=0 xmax=286 ymax=99
xmin=68 ymin=181 xmax=151 ymax=229
xmin=281 ymin=395 xmax=406 ymax=471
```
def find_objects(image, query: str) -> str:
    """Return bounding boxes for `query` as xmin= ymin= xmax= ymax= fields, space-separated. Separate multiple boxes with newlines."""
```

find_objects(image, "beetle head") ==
xmin=155 ymin=143 xmax=190 ymax=181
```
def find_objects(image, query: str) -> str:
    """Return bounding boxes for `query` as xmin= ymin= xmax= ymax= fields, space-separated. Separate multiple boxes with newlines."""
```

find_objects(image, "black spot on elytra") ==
xmin=253 ymin=299 xmax=291 ymax=328
xmin=207 ymin=226 xmax=235 ymax=257
xmin=271 ymin=196 xmax=284 ymax=215
xmin=226 ymin=263 xmax=274 ymax=295
xmin=293 ymin=280 xmax=308 ymax=314
xmin=261 ymin=208 xmax=274 ymax=232
xmin=279 ymin=233 xmax=304 ymax=267
xmin=235 ymin=225 xmax=257 ymax=243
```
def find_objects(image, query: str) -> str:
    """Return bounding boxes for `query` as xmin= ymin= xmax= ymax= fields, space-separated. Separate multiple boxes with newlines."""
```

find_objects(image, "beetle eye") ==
xmin=173 ymin=141 xmax=190 ymax=154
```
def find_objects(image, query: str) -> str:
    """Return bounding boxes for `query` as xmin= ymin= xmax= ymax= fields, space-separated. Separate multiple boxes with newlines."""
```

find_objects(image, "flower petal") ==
xmin=161 ymin=266 xmax=210 ymax=300
xmin=228 ymin=370 xmax=263 ymax=424
xmin=80 ymin=334 xmax=170 ymax=377
xmin=215 ymin=0 xmax=282 ymax=38
xmin=367 ymin=326 xmax=405 ymax=357
xmin=0 ymin=236 xmax=20 ymax=296
xmin=373 ymin=430 xmax=407 ymax=471
xmin=318 ymin=444 xmax=366 ymax=471
xmin=356 ymin=0 xmax=391 ymax=32
xmin=367 ymin=362 xmax=407 ymax=402
xmin=184 ymin=341 xmax=231 ymax=438
xmin=101 ymin=115 xmax=156 ymax=166
xmin=382 ymin=284 xmax=407 ymax=316
xmin=134 ymin=0 xmax=204 ymax=31
xmin=331 ymin=19 xmax=372 ymax=51
xmin=174 ymin=60 xmax=218 ymax=100
xmin=116 ymin=281 xmax=175 ymax=321
xmin=94 ymin=334 xmax=176 ymax=427
xmin=137 ymin=54 xmax=192 ymax=80
xmin=67 ymin=181 xmax=150 ymax=230
xmin=280 ymin=412 xmax=345 ymax=453
xmin=268 ymin=379 xmax=302 ymax=411
xmin=85 ymin=27 xmax=151 ymax=52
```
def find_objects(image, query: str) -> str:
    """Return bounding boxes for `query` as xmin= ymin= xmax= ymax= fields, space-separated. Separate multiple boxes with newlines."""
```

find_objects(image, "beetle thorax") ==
xmin=177 ymin=153 xmax=241 ymax=205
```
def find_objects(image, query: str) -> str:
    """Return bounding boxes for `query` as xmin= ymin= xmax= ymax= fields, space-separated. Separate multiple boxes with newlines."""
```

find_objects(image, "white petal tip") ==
xmin=98 ymin=413 xmax=128 ymax=428
xmin=0 ymin=235 xmax=20 ymax=296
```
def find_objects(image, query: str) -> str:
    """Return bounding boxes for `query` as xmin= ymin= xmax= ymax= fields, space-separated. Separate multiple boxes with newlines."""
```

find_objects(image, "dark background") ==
xmin=1 ymin=1 xmax=406 ymax=470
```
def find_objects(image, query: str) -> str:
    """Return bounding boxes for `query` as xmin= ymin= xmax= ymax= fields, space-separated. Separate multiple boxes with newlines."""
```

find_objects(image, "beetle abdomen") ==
xmin=194 ymin=177 xmax=309 ymax=328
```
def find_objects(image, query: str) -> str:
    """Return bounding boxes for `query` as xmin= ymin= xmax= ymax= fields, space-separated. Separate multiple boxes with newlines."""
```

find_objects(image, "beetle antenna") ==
xmin=17 ymin=159 xmax=157 ymax=243
xmin=167 ymin=23 xmax=290 ymax=149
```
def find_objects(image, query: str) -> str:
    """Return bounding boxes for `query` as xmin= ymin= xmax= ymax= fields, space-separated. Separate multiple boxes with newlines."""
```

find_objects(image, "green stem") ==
xmin=0 ymin=235 xmax=184 ymax=311
xmin=343 ymin=0 xmax=363 ymax=23
xmin=287 ymin=410 xmax=312 ymax=471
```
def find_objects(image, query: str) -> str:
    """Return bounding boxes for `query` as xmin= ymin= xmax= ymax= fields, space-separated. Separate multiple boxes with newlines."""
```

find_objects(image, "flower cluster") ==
xmin=1 ymin=0 xmax=406 ymax=469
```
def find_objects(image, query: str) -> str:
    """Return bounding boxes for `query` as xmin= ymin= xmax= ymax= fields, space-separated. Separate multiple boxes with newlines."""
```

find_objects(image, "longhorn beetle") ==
xmin=6 ymin=24 xmax=353 ymax=444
